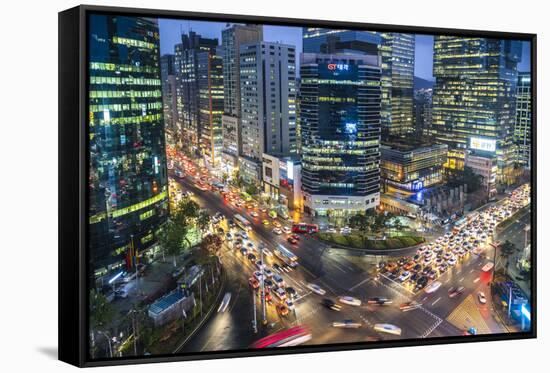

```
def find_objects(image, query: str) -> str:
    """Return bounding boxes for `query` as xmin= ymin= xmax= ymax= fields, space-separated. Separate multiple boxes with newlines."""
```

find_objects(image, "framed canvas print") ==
xmin=58 ymin=4 xmax=536 ymax=367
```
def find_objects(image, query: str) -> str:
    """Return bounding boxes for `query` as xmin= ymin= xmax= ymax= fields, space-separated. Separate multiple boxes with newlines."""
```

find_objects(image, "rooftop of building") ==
xmin=381 ymin=136 xmax=446 ymax=152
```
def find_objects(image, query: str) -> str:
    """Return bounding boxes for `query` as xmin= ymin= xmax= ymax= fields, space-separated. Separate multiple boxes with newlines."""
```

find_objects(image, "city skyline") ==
xmin=159 ymin=19 xmax=532 ymax=81
xmin=87 ymin=14 xmax=533 ymax=360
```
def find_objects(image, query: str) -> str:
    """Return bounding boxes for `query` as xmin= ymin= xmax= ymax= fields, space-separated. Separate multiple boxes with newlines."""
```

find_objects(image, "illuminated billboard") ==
xmin=469 ymin=137 xmax=497 ymax=152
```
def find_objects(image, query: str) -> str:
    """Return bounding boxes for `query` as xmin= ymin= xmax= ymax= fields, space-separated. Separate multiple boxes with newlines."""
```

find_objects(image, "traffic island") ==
xmin=316 ymin=232 xmax=425 ymax=251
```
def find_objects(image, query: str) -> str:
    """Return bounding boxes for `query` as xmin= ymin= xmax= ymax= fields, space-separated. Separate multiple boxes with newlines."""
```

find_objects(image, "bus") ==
xmin=250 ymin=325 xmax=311 ymax=349
xmin=292 ymin=223 xmax=319 ymax=234
xmin=274 ymin=245 xmax=299 ymax=267
xmin=234 ymin=214 xmax=252 ymax=231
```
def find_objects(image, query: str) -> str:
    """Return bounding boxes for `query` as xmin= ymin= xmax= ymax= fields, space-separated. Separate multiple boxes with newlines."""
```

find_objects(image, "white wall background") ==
xmin=0 ymin=0 xmax=546 ymax=371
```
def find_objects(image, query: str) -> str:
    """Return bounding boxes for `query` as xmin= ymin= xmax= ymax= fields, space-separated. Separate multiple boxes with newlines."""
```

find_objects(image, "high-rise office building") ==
xmin=303 ymin=28 xmax=415 ymax=137
xmin=174 ymin=31 xmax=219 ymax=155
xmin=160 ymin=54 xmax=178 ymax=142
xmin=378 ymin=33 xmax=415 ymax=137
xmin=514 ymin=72 xmax=531 ymax=169
xmin=239 ymin=42 xmax=297 ymax=164
xmin=222 ymin=24 xmax=264 ymax=117
xmin=431 ymin=37 xmax=522 ymax=184
xmin=414 ymin=88 xmax=433 ymax=137
xmin=300 ymin=53 xmax=382 ymax=216
xmin=88 ymin=15 xmax=168 ymax=279
xmin=197 ymin=47 xmax=224 ymax=166
xmin=380 ymin=141 xmax=447 ymax=193
xmin=220 ymin=24 xmax=263 ymax=172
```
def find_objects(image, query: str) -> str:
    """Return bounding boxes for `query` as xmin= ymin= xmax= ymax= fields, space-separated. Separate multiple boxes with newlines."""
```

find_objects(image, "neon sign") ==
xmin=327 ymin=63 xmax=350 ymax=71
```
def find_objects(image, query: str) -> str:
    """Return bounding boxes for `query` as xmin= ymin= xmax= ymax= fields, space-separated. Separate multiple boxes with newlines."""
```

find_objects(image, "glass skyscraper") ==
xmin=197 ymin=48 xmax=224 ymax=166
xmin=160 ymin=54 xmax=178 ymax=142
xmin=300 ymin=53 xmax=381 ymax=216
xmin=378 ymin=33 xmax=415 ymax=137
xmin=431 ymin=37 xmax=522 ymax=183
xmin=514 ymin=72 xmax=531 ymax=169
xmin=88 ymin=15 xmax=168 ymax=280
xmin=174 ymin=31 xmax=219 ymax=156
xmin=303 ymin=28 xmax=414 ymax=137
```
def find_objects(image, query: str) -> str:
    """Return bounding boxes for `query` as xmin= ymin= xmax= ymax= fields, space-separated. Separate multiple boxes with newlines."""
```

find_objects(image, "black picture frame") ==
xmin=59 ymin=4 xmax=537 ymax=367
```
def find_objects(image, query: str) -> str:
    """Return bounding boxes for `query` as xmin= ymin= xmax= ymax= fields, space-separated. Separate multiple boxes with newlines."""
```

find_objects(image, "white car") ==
xmin=218 ymin=292 xmax=232 ymax=313
xmin=373 ymin=323 xmax=402 ymax=336
xmin=339 ymin=296 xmax=362 ymax=306
xmin=272 ymin=228 xmax=282 ymax=235
xmin=274 ymin=287 xmax=287 ymax=300
xmin=447 ymin=257 xmax=457 ymax=266
xmin=478 ymin=291 xmax=487 ymax=304
xmin=424 ymin=281 xmax=442 ymax=294
xmin=398 ymin=271 xmax=411 ymax=282
xmin=332 ymin=320 xmax=362 ymax=329
xmin=282 ymin=226 xmax=291 ymax=234
xmin=482 ymin=262 xmax=494 ymax=272
xmin=261 ymin=247 xmax=273 ymax=257
xmin=306 ymin=283 xmax=326 ymax=295
xmin=255 ymin=260 xmax=266 ymax=270
xmin=285 ymin=299 xmax=295 ymax=310
xmin=253 ymin=271 xmax=264 ymax=281
xmin=264 ymin=268 xmax=274 ymax=278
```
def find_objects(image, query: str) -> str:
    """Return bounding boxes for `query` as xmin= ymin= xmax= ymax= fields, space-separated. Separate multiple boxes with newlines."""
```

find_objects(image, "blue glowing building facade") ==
xmin=88 ymin=15 xmax=169 ymax=280
xmin=300 ymin=53 xmax=381 ymax=216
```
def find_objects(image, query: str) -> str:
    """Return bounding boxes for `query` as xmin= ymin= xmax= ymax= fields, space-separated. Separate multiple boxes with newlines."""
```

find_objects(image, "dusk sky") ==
xmin=158 ymin=19 xmax=531 ymax=82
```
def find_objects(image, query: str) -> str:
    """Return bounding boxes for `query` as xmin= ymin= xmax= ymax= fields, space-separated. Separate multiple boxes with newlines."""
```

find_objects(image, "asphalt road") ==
xmin=173 ymin=173 xmax=523 ymax=352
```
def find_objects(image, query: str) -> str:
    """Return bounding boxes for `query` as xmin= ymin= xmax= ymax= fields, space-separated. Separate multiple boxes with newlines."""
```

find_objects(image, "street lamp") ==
xmin=97 ymin=330 xmax=113 ymax=358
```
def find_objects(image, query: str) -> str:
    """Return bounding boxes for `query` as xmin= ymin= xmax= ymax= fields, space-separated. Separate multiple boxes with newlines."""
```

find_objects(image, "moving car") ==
xmin=339 ymin=296 xmax=362 ymax=306
xmin=218 ymin=292 xmax=232 ymax=313
xmin=448 ymin=286 xmax=465 ymax=298
xmin=367 ymin=297 xmax=392 ymax=305
xmin=272 ymin=227 xmax=282 ymax=235
xmin=425 ymin=281 xmax=442 ymax=294
xmin=253 ymin=271 xmax=264 ymax=281
xmin=332 ymin=320 xmax=362 ymax=329
xmin=282 ymin=226 xmax=291 ymax=234
xmin=398 ymin=271 xmax=411 ymax=282
xmin=276 ymin=304 xmax=289 ymax=316
xmin=273 ymin=274 xmax=286 ymax=288
xmin=478 ymin=291 xmax=487 ymax=304
xmin=274 ymin=287 xmax=287 ymax=300
xmin=322 ymin=298 xmax=341 ymax=311
xmin=286 ymin=286 xmax=298 ymax=299
xmin=482 ymin=262 xmax=494 ymax=272
xmin=287 ymin=236 xmax=298 ymax=245
xmin=373 ymin=323 xmax=402 ymax=336
xmin=249 ymin=277 xmax=259 ymax=289
xmin=399 ymin=301 xmax=422 ymax=312
xmin=306 ymin=283 xmax=326 ymax=295
xmin=285 ymin=299 xmax=295 ymax=311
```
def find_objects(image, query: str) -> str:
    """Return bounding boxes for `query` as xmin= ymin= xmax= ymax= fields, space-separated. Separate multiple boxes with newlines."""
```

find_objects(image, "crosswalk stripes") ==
xmin=376 ymin=277 xmax=443 ymax=338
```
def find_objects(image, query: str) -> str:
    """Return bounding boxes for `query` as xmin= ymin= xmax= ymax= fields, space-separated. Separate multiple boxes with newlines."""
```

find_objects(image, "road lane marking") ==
xmin=349 ymin=277 xmax=371 ymax=291
xmin=459 ymin=277 xmax=465 ymax=282
xmin=473 ymin=277 xmax=480 ymax=283
xmin=432 ymin=297 xmax=442 ymax=306
xmin=469 ymin=269 xmax=475 ymax=274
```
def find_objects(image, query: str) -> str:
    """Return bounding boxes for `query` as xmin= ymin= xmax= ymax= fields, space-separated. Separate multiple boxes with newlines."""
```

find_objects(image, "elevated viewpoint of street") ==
xmin=168 ymin=165 xmax=531 ymax=352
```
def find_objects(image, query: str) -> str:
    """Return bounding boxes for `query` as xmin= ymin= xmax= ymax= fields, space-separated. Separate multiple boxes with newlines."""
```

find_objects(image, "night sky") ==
xmin=158 ymin=18 xmax=531 ymax=82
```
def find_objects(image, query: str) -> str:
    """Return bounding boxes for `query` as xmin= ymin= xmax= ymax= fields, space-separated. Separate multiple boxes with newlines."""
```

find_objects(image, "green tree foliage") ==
xmin=89 ymin=289 xmax=115 ymax=332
